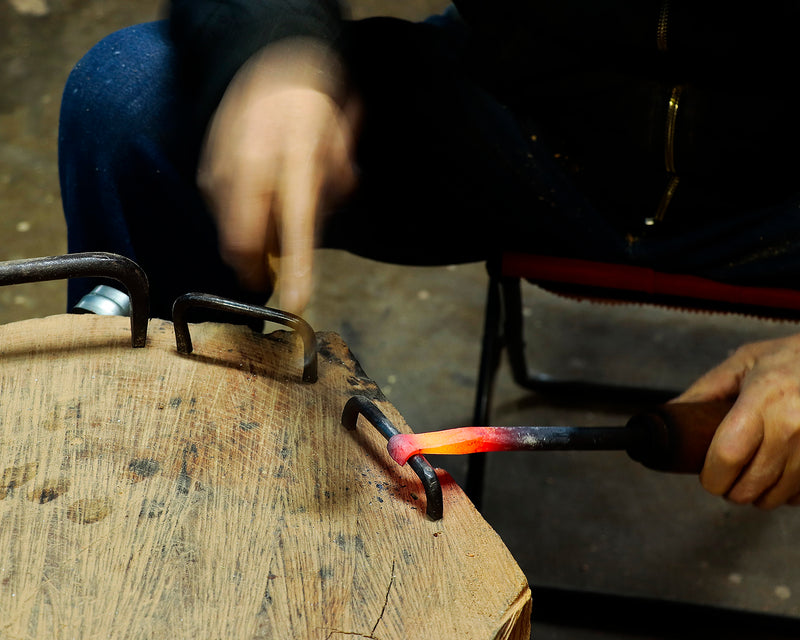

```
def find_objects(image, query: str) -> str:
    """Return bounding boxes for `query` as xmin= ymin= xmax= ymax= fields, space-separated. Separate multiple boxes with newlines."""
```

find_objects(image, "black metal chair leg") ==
xmin=466 ymin=266 xmax=685 ymax=510
xmin=464 ymin=271 xmax=504 ymax=509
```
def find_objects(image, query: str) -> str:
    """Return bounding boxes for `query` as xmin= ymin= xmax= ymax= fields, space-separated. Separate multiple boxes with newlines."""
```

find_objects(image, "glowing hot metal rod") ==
xmin=387 ymin=401 xmax=734 ymax=474
xmin=387 ymin=425 xmax=632 ymax=464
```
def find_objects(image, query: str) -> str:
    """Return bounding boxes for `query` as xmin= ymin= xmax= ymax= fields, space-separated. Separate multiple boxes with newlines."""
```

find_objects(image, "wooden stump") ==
xmin=0 ymin=315 xmax=531 ymax=639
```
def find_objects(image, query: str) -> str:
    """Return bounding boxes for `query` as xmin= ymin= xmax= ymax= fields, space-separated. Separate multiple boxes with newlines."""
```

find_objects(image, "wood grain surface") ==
xmin=0 ymin=314 xmax=530 ymax=639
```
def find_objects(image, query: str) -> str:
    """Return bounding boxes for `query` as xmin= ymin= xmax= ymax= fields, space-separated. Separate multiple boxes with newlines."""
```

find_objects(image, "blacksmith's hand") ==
xmin=199 ymin=38 xmax=359 ymax=314
xmin=675 ymin=334 xmax=800 ymax=509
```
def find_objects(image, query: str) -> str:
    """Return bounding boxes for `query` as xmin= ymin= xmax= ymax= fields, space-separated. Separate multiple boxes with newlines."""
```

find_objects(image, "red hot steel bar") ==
xmin=387 ymin=401 xmax=734 ymax=474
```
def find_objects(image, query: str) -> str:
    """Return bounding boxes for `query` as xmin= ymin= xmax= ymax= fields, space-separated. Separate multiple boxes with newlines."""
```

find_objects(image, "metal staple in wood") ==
xmin=0 ymin=252 xmax=149 ymax=348
xmin=342 ymin=395 xmax=443 ymax=520
xmin=171 ymin=292 xmax=318 ymax=383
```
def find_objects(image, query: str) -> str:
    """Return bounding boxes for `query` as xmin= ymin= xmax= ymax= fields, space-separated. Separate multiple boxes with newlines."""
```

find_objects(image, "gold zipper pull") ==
xmin=645 ymin=174 xmax=680 ymax=226
xmin=646 ymin=84 xmax=684 ymax=227
xmin=664 ymin=84 xmax=682 ymax=174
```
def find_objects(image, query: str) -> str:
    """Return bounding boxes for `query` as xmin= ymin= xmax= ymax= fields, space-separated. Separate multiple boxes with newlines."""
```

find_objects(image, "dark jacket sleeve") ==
xmin=169 ymin=0 xmax=345 ymax=137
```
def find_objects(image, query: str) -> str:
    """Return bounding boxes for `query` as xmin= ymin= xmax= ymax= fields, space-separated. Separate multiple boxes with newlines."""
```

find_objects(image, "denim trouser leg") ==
xmin=58 ymin=21 xmax=260 ymax=319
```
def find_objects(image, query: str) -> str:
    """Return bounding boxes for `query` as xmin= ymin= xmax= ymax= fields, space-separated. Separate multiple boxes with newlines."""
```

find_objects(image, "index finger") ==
xmin=275 ymin=158 xmax=319 ymax=314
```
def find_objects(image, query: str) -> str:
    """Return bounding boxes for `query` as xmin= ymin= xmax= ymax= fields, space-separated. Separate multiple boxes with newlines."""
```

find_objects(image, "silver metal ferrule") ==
xmin=72 ymin=285 xmax=131 ymax=317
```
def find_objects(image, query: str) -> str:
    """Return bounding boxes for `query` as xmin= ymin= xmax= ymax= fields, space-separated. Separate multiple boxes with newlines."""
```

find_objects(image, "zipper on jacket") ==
xmin=657 ymin=0 xmax=670 ymax=52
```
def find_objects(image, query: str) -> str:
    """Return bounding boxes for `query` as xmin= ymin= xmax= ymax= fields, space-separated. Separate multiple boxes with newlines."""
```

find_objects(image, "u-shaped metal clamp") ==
xmin=0 ymin=252 xmax=149 ymax=348
xmin=171 ymin=292 xmax=318 ymax=383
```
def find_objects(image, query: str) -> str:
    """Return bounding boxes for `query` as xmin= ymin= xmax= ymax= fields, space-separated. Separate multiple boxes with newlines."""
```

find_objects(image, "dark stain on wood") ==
xmin=139 ymin=499 xmax=165 ymax=519
xmin=0 ymin=462 xmax=39 ymax=499
xmin=128 ymin=458 xmax=161 ymax=478
xmin=27 ymin=479 xmax=70 ymax=504
xmin=176 ymin=443 xmax=198 ymax=495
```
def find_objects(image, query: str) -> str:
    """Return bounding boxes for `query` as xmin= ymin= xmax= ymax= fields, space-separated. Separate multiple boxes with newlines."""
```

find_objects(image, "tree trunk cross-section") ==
xmin=0 ymin=314 xmax=531 ymax=639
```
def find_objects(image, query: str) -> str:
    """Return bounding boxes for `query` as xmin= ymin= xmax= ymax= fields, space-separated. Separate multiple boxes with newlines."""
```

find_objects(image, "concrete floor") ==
xmin=4 ymin=1 xmax=800 ymax=638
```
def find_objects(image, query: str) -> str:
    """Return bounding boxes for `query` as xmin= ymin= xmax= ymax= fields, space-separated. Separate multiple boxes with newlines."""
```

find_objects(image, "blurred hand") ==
xmin=675 ymin=333 xmax=800 ymax=509
xmin=199 ymin=38 xmax=360 ymax=314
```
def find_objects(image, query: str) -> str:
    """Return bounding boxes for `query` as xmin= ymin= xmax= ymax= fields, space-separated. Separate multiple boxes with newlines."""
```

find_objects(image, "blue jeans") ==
xmin=59 ymin=18 xmax=800 ymax=318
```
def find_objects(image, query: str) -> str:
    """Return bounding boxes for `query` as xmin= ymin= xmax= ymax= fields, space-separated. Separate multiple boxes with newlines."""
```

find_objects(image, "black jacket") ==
xmin=169 ymin=0 xmax=800 ymax=229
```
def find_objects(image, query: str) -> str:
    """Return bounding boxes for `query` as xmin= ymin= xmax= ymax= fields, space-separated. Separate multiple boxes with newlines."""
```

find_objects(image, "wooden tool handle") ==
xmin=625 ymin=400 xmax=735 ymax=473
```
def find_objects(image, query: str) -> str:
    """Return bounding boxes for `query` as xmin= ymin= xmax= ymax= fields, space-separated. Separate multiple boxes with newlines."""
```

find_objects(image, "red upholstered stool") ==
xmin=465 ymin=252 xmax=800 ymax=506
